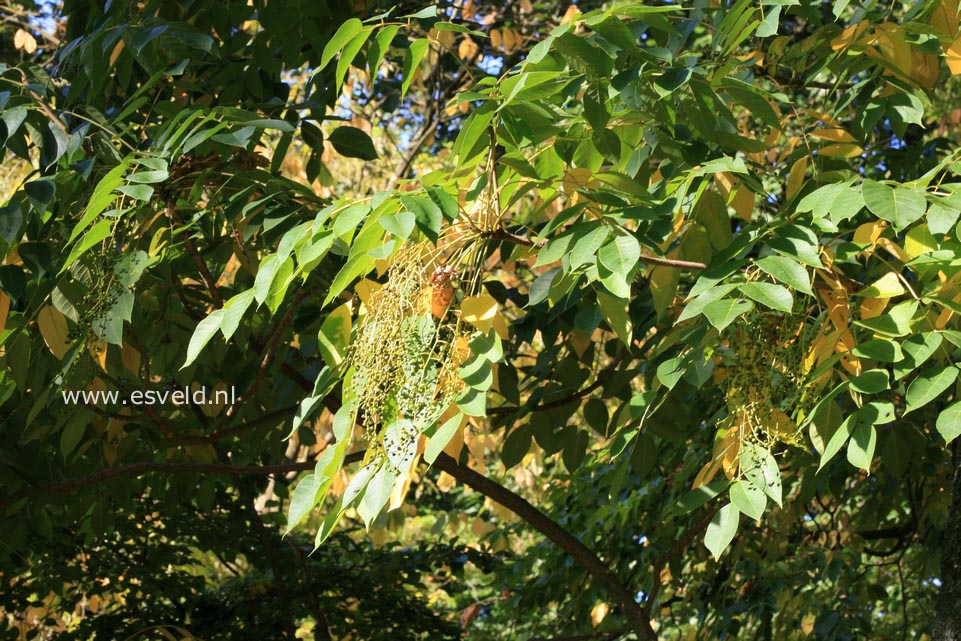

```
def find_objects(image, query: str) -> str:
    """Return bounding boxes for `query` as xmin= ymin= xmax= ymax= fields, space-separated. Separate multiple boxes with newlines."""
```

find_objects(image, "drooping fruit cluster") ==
xmin=716 ymin=306 xmax=815 ymax=449
xmin=348 ymin=240 xmax=471 ymax=448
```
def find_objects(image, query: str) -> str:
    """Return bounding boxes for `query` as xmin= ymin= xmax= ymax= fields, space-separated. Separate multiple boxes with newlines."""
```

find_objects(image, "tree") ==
xmin=2 ymin=0 xmax=961 ymax=640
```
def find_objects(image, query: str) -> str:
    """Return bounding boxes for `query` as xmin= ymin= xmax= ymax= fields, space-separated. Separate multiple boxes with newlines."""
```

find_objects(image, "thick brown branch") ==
xmin=0 ymin=451 xmax=366 ymax=511
xmin=432 ymin=452 xmax=657 ymax=641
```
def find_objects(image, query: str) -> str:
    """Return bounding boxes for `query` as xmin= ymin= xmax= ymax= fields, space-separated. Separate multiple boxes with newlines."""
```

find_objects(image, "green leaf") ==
xmin=937 ymin=401 xmax=961 ymax=443
xmin=425 ymin=412 xmax=463 ymax=464
xmin=598 ymin=233 xmax=641 ymax=279
xmin=328 ymin=126 xmax=378 ymax=160
xmin=68 ymin=160 xmax=130 ymax=243
xmin=904 ymin=365 xmax=958 ymax=414
xmin=861 ymin=180 xmax=927 ymax=231
xmin=380 ymin=211 xmax=416 ymax=239
xmin=596 ymin=290 xmax=632 ymax=345
xmin=819 ymin=413 xmax=856 ymax=472
xmin=321 ymin=18 xmax=363 ymax=70
xmin=703 ymin=298 xmax=754 ymax=332
xmin=116 ymin=184 xmax=154 ymax=201
xmin=849 ymin=369 xmax=889 ymax=394
xmin=730 ymin=480 xmax=766 ymax=521
xmin=740 ymin=443 xmax=782 ymax=506
xmin=402 ymin=39 xmax=429 ymax=97
xmin=704 ymin=503 xmax=739 ymax=560
xmin=569 ymin=223 xmax=610 ymax=270
xmin=336 ymin=28 xmax=372 ymax=90
xmin=739 ymin=282 xmax=793 ymax=313
xmin=182 ymin=309 xmax=225 ymax=368
xmin=221 ymin=290 xmax=255 ymax=340
xmin=852 ymin=338 xmax=904 ymax=362
xmin=253 ymin=254 xmax=283 ymax=306
xmin=755 ymin=255 xmax=812 ymax=294
xmin=400 ymin=194 xmax=443 ymax=242
xmin=59 ymin=219 xmax=113 ymax=275
xmin=846 ymin=422 xmax=876 ymax=471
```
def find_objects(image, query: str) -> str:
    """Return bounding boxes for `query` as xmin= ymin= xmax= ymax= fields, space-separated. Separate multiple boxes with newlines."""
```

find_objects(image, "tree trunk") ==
xmin=933 ymin=442 xmax=961 ymax=641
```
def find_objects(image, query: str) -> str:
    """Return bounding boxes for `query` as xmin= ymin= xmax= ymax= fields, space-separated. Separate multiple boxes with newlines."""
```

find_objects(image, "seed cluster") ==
xmin=716 ymin=308 xmax=814 ymax=449
xmin=348 ymin=243 xmax=469 ymax=463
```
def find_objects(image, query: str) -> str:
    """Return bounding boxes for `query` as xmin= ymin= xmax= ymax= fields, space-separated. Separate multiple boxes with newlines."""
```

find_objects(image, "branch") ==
xmin=166 ymin=198 xmax=224 ymax=309
xmin=489 ymin=353 xmax=628 ymax=417
xmin=0 ymin=451 xmax=366 ymax=511
xmin=432 ymin=452 xmax=658 ymax=641
xmin=528 ymin=629 xmax=631 ymax=641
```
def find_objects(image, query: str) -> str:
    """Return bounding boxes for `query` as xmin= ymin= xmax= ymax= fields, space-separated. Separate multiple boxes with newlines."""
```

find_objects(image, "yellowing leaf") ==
xmin=0 ymin=291 xmax=9 ymax=334
xmin=818 ymin=143 xmax=864 ymax=158
xmin=787 ymin=157 xmax=808 ymax=201
xmin=853 ymin=220 xmax=888 ymax=249
xmin=861 ymin=272 xmax=906 ymax=298
xmin=591 ymin=603 xmax=610 ymax=628
xmin=830 ymin=20 xmax=871 ymax=51
xmin=948 ymin=36 xmax=961 ymax=75
xmin=37 ymin=305 xmax=71 ymax=359
xmin=121 ymin=342 xmax=141 ymax=376
xmin=860 ymin=297 xmax=889 ymax=320
xmin=560 ymin=4 xmax=581 ymax=24
xmin=904 ymin=224 xmax=937 ymax=258
xmin=869 ymin=23 xmax=913 ymax=77
xmin=13 ymin=28 xmax=37 ymax=54
xmin=461 ymin=293 xmax=508 ymax=339
xmin=930 ymin=0 xmax=960 ymax=38
xmin=812 ymin=128 xmax=857 ymax=143
xmin=355 ymin=278 xmax=382 ymax=305
xmin=912 ymin=50 xmax=940 ymax=89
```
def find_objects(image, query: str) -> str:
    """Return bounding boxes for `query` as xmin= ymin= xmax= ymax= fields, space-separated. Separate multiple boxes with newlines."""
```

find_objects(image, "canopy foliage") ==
xmin=2 ymin=0 xmax=961 ymax=639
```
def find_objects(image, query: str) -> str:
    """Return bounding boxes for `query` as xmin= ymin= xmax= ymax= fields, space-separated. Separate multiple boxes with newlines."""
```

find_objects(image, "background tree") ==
xmin=2 ymin=1 xmax=961 ymax=640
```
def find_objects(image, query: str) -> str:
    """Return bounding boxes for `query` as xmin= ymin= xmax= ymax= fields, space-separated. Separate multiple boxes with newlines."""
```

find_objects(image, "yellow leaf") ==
xmin=869 ymin=23 xmax=913 ymax=77
xmin=121 ymin=342 xmax=141 ymax=377
xmin=812 ymin=128 xmax=857 ymax=143
xmin=861 ymin=272 xmax=905 ymax=298
xmin=717 ymin=424 xmax=741 ymax=479
xmin=831 ymin=20 xmax=871 ymax=51
xmin=461 ymin=293 xmax=508 ymax=339
xmin=37 ymin=305 xmax=70 ymax=360
xmin=860 ymin=296 xmax=889 ymax=320
xmin=560 ymin=4 xmax=581 ymax=24
xmin=801 ymin=612 xmax=816 ymax=637
xmin=818 ymin=143 xmax=864 ymax=158
xmin=490 ymin=28 xmax=503 ymax=50
xmin=458 ymin=36 xmax=479 ymax=62
xmin=787 ymin=157 xmax=808 ymax=201
xmin=731 ymin=185 xmax=754 ymax=222
xmin=109 ymin=39 xmax=125 ymax=67
xmin=649 ymin=263 xmax=679 ymax=318
xmin=0 ymin=291 xmax=9 ymax=335
xmin=692 ymin=456 xmax=722 ymax=490
xmin=875 ymin=237 xmax=912 ymax=263
xmin=13 ymin=28 xmax=37 ymax=54
xmin=591 ymin=603 xmax=610 ymax=628
xmin=912 ymin=50 xmax=940 ymax=89
xmin=904 ymin=224 xmax=937 ymax=258
xmin=930 ymin=0 xmax=960 ymax=38
xmin=354 ymin=278 xmax=382 ymax=305
xmin=947 ymin=36 xmax=961 ymax=75
xmin=853 ymin=220 xmax=888 ymax=248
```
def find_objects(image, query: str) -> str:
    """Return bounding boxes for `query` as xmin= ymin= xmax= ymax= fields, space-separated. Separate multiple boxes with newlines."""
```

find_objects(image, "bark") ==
xmin=933 ymin=441 xmax=961 ymax=641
